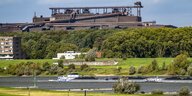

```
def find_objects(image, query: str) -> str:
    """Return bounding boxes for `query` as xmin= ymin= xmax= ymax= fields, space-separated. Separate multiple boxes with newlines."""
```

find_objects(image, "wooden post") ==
xmin=84 ymin=90 xmax=87 ymax=96
xmin=68 ymin=89 xmax=70 ymax=96
xmin=28 ymin=87 xmax=30 ymax=96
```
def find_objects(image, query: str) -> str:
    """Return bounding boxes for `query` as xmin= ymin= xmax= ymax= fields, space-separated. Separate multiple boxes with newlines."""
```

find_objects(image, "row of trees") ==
xmin=0 ymin=29 xmax=116 ymax=59
xmin=127 ymin=54 xmax=192 ymax=76
xmin=102 ymin=27 xmax=192 ymax=58
xmin=0 ymin=54 xmax=191 ymax=76
xmin=2 ymin=61 xmax=92 ymax=76
xmin=1 ymin=27 xmax=192 ymax=59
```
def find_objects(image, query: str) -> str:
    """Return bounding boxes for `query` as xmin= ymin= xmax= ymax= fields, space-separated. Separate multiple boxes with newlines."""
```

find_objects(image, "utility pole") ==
xmin=28 ymin=87 xmax=30 ymax=96
xmin=84 ymin=90 xmax=87 ymax=96
xmin=68 ymin=89 xmax=70 ymax=96
xmin=33 ymin=73 xmax=36 ymax=88
xmin=33 ymin=64 xmax=37 ymax=88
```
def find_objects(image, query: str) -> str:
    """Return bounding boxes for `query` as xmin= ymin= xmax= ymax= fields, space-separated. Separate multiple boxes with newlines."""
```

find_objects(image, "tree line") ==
xmin=1 ymin=61 xmax=93 ymax=76
xmin=0 ymin=27 xmax=192 ymax=59
xmin=127 ymin=54 xmax=192 ymax=76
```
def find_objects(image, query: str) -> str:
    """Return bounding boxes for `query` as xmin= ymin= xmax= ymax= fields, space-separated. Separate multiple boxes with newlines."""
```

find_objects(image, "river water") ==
xmin=0 ymin=76 xmax=191 ymax=93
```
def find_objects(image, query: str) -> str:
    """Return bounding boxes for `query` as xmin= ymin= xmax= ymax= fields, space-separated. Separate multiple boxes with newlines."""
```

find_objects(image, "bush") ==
xmin=129 ymin=66 xmax=136 ymax=75
xmin=179 ymin=69 xmax=186 ymax=75
xmin=137 ymin=66 xmax=146 ymax=74
xmin=167 ymin=54 xmax=190 ymax=75
xmin=5 ymin=63 xmax=19 ymax=75
xmin=49 ymin=65 xmax=59 ymax=75
xmin=0 ymin=67 xmax=4 ymax=73
xmin=151 ymin=89 xmax=164 ymax=95
xmin=148 ymin=59 xmax=159 ymax=72
xmin=122 ymin=57 xmax=127 ymax=60
xmin=79 ymin=54 xmax=85 ymax=59
xmin=80 ymin=64 xmax=89 ymax=71
xmin=161 ymin=61 xmax=167 ymax=70
xmin=116 ymin=67 xmax=122 ymax=73
xmin=178 ymin=87 xmax=190 ymax=96
xmin=42 ymin=62 xmax=51 ymax=71
xmin=85 ymin=48 xmax=97 ymax=61
xmin=68 ymin=64 xmax=75 ymax=70
xmin=167 ymin=63 xmax=178 ymax=75
xmin=113 ymin=78 xmax=140 ymax=94
xmin=173 ymin=54 xmax=189 ymax=70
xmin=187 ymin=66 xmax=192 ymax=76
xmin=60 ymin=55 xmax=65 ymax=59
xmin=57 ymin=67 xmax=65 ymax=75
xmin=57 ymin=60 xmax=64 ymax=68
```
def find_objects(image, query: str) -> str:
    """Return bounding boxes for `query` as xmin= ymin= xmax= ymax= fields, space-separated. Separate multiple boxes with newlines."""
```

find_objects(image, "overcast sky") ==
xmin=0 ymin=0 xmax=191 ymax=27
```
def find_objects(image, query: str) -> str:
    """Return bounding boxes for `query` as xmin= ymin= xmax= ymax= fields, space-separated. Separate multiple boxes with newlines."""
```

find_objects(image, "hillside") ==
xmin=1 ymin=27 xmax=192 ymax=59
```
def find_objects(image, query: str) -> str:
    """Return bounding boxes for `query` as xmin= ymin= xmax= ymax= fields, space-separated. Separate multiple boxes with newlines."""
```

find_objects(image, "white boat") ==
xmin=145 ymin=77 xmax=164 ymax=82
xmin=57 ymin=73 xmax=80 ymax=82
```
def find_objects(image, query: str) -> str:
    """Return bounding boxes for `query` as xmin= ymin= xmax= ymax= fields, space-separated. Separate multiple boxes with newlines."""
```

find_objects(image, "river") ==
xmin=0 ymin=76 xmax=191 ymax=93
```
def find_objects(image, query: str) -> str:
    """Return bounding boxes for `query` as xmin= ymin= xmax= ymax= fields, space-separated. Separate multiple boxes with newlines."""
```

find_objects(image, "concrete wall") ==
xmin=63 ymin=60 xmax=118 ymax=66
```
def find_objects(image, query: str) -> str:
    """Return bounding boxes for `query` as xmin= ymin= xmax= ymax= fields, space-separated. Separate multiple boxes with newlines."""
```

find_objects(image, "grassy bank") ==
xmin=0 ymin=59 xmax=55 ymax=68
xmin=0 ymin=58 xmax=176 ymax=68
xmin=0 ymin=58 xmax=191 ymax=76
xmin=0 ymin=87 xmax=164 ymax=96
xmin=0 ymin=93 xmax=20 ymax=96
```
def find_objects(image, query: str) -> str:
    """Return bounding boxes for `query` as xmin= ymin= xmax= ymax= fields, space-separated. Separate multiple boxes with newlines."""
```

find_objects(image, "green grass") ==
xmin=0 ymin=87 xmax=166 ymax=96
xmin=0 ymin=93 xmax=21 ymax=96
xmin=89 ymin=58 xmax=175 ymax=75
xmin=0 ymin=59 xmax=56 ymax=68
xmin=0 ymin=58 xmax=177 ymax=69
xmin=0 ymin=58 xmax=181 ymax=68
xmin=94 ymin=58 xmax=175 ymax=68
xmin=0 ymin=58 xmax=191 ymax=76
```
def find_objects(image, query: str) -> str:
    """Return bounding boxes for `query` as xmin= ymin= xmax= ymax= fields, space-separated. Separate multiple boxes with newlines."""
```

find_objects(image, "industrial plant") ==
xmin=0 ymin=1 xmax=176 ymax=32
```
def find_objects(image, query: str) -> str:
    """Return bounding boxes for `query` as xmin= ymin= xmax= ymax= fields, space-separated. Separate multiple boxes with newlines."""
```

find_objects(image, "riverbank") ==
xmin=0 ymin=58 xmax=176 ymax=76
xmin=0 ymin=58 xmax=175 ymax=68
xmin=0 ymin=57 xmax=192 ymax=76
xmin=0 ymin=87 xmax=165 ymax=96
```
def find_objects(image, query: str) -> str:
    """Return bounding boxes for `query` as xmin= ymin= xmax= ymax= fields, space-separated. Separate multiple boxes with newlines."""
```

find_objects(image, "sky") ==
xmin=0 ymin=0 xmax=191 ymax=27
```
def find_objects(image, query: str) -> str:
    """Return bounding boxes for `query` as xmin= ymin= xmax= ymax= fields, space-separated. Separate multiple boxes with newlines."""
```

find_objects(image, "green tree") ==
xmin=85 ymin=48 xmax=97 ymax=61
xmin=116 ymin=66 xmax=122 ymax=73
xmin=68 ymin=64 xmax=76 ymax=70
xmin=57 ymin=67 xmax=65 ymax=75
xmin=167 ymin=54 xmax=190 ymax=75
xmin=151 ymin=89 xmax=164 ymax=95
xmin=58 ymin=60 xmax=64 ymax=68
xmin=49 ymin=65 xmax=59 ymax=75
xmin=187 ymin=66 xmax=192 ymax=76
xmin=0 ymin=67 xmax=4 ymax=73
xmin=2 ymin=27 xmax=192 ymax=59
xmin=148 ymin=59 xmax=159 ymax=72
xmin=178 ymin=87 xmax=190 ymax=96
xmin=137 ymin=66 xmax=146 ymax=74
xmin=41 ymin=62 xmax=51 ymax=71
xmin=173 ymin=54 xmax=189 ymax=70
xmin=79 ymin=54 xmax=85 ymax=59
xmin=161 ymin=61 xmax=167 ymax=70
xmin=113 ymin=78 xmax=140 ymax=94
xmin=80 ymin=64 xmax=89 ymax=71
xmin=167 ymin=63 xmax=177 ymax=75
xmin=129 ymin=66 xmax=136 ymax=75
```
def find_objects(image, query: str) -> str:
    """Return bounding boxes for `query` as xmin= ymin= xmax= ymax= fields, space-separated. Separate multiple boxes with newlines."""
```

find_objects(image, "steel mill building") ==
xmin=0 ymin=1 xmax=176 ymax=32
